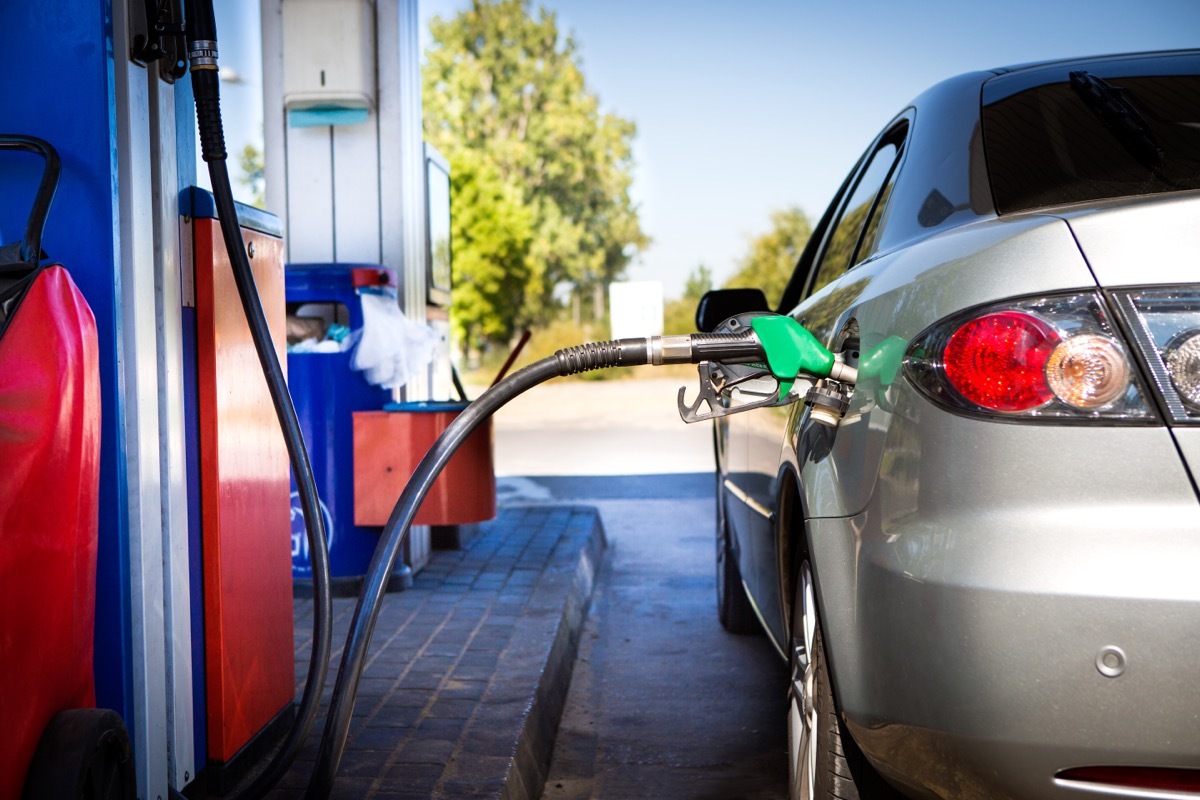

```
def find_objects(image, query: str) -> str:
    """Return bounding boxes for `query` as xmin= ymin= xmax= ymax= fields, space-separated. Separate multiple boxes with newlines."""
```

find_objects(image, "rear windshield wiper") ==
xmin=1069 ymin=69 xmax=1164 ymax=170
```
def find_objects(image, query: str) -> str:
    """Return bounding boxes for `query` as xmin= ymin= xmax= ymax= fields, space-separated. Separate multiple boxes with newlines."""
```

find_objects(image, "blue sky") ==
xmin=420 ymin=0 xmax=1200 ymax=297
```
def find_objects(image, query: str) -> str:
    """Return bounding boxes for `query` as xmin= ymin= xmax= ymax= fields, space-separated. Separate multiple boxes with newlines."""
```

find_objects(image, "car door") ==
xmin=788 ymin=119 xmax=909 ymax=519
xmin=722 ymin=123 xmax=908 ymax=648
xmin=724 ymin=371 xmax=791 ymax=643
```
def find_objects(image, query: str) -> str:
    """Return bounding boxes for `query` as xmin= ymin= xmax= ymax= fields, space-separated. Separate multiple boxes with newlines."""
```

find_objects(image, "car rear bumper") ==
xmin=840 ymin=555 xmax=1200 ymax=800
xmin=808 ymin=414 xmax=1200 ymax=800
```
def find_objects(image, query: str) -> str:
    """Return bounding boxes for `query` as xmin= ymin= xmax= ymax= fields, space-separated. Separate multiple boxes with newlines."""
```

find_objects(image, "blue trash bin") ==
xmin=285 ymin=263 xmax=411 ymax=594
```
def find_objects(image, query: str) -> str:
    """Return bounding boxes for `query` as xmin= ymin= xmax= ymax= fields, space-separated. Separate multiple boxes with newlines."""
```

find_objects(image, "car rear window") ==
xmin=982 ymin=63 xmax=1200 ymax=214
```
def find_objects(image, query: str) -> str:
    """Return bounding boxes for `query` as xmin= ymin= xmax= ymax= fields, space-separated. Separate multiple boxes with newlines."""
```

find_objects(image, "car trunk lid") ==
xmin=1057 ymin=193 xmax=1200 ymax=288
xmin=1058 ymin=193 xmax=1200 ymax=485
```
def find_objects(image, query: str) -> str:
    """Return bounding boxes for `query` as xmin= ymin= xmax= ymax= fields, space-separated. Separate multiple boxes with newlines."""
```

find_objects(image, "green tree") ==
xmin=663 ymin=264 xmax=713 ymax=334
xmin=724 ymin=207 xmax=812 ymax=307
xmin=238 ymin=142 xmax=265 ymax=209
xmin=423 ymin=0 xmax=648 ymax=347
xmin=448 ymin=151 xmax=536 ymax=352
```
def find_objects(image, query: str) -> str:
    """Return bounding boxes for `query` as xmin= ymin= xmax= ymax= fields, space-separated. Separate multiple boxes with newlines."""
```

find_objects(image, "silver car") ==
xmin=706 ymin=50 xmax=1200 ymax=800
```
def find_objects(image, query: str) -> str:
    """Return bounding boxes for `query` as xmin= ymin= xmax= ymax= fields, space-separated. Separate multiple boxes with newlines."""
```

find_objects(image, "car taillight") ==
xmin=1163 ymin=330 xmax=1200 ymax=407
xmin=905 ymin=292 xmax=1155 ymax=423
xmin=1111 ymin=288 xmax=1200 ymax=425
xmin=943 ymin=311 xmax=1059 ymax=411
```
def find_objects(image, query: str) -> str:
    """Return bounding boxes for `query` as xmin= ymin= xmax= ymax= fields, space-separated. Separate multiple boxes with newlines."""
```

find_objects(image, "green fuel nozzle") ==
xmin=748 ymin=315 xmax=857 ymax=395
xmin=596 ymin=314 xmax=859 ymax=426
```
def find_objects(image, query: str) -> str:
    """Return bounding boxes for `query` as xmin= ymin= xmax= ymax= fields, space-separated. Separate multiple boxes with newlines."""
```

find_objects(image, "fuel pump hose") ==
xmin=305 ymin=332 xmax=799 ymax=798
xmin=184 ymin=1 xmax=334 ymax=797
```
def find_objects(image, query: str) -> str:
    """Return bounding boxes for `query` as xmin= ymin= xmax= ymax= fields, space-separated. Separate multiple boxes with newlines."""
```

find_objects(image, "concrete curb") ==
xmin=500 ymin=509 xmax=606 ymax=800
xmin=268 ymin=504 xmax=606 ymax=800
xmin=433 ymin=506 xmax=606 ymax=800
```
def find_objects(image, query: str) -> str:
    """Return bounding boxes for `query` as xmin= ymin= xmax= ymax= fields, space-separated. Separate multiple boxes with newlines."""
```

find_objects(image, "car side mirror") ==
xmin=694 ymin=288 xmax=769 ymax=332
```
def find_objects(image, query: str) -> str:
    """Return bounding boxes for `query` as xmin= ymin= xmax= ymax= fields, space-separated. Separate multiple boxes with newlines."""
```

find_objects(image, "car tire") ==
xmin=790 ymin=562 xmax=903 ymax=800
xmin=21 ymin=708 xmax=135 ymax=800
xmin=716 ymin=474 xmax=758 ymax=634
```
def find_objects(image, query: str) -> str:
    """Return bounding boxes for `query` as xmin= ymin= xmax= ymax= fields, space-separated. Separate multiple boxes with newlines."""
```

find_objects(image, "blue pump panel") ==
xmin=180 ymin=303 xmax=208 ymax=771
xmin=285 ymin=264 xmax=395 ymax=584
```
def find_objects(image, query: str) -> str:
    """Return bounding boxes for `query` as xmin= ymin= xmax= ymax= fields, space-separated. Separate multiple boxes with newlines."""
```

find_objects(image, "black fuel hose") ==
xmin=306 ymin=334 xmax=764 ymax=797
xmin=184 ymin=1 xmax=333 ymax=797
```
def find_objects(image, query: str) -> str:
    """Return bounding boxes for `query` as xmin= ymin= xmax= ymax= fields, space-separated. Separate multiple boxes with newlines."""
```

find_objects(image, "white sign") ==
xmin=609 ymin=281 xmax=664 ymax=339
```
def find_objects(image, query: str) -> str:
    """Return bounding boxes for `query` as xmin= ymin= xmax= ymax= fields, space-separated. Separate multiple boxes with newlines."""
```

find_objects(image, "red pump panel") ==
xmin=0 ymin=266 xmax=100 ymax=800
xmin=192 ymin=219 xmax=294 ymax=763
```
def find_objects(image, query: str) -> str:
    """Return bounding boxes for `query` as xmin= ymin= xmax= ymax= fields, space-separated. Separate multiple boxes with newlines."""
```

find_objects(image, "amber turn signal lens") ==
xmin=1045 ymin=334 xmax=1129 ymax=410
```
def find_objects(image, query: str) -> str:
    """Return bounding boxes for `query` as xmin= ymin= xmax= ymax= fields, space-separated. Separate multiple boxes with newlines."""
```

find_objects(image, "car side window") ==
xmin=856 ymin=170 xmax=897 ymax=262
xmin=808 ymin=129 xmax=906 ymax=296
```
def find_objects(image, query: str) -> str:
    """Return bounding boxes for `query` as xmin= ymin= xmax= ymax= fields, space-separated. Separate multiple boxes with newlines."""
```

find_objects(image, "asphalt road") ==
xmin=488 ymin=376 xmax=715 ymax=477
xmin=490 ymin=379 xmax=788 ymax=800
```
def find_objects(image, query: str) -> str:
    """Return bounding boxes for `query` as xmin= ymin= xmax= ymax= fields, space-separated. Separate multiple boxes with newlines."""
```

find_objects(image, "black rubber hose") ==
xmin=303 ymin=331 xmax=771 ymax=796
xmin=185 ymin=1 xmax=333 ymax=795
xmin=184 ymin=0 xmax=215 ymax=42
xmin=305 ymin=356 xmax=561 ymax=798
xmin=198 ymin=103 xmax=334 ymax=800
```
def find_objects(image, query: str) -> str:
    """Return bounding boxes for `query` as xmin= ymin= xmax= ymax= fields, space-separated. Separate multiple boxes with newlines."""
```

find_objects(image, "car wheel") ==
xmin=21 ymin=708 xmax=135 ymax=800
xmin=716 ymin=474 xmax=758 ymax=634
xmin=789 ymin=562 xmax=903 ymax=799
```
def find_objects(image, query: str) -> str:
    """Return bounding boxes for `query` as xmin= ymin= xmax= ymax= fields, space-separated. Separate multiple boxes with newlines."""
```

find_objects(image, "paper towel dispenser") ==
xmin=282 ymin=0 xmax=375 ymax=125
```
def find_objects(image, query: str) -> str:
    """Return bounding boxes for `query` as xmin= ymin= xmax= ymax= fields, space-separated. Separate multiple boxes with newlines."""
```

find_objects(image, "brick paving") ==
xmin=268 ymin=505 xmax=605 ymax=800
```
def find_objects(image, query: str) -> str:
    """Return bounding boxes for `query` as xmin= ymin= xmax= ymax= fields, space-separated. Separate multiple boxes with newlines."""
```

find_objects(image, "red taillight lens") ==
xmin=904 ymin=293 xmax=1155 ymax=423
xmin=1057 ymin=766 xmax=1200 ymax=792
xmin=942 ymin=311 xmax=1060 ymax=411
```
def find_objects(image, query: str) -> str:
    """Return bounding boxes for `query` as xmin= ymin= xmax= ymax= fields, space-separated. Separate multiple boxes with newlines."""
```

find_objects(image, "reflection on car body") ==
xmin=708 ymin=50 xmax=1200 ymax=800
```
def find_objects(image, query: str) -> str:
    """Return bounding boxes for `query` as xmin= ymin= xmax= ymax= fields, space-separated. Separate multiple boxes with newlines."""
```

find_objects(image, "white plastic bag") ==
xmin=351 ymin=292 xmax=439 ymax=389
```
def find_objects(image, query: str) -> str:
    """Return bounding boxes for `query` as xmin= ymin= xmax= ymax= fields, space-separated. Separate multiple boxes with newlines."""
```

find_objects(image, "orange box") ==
xmin=352 ymin=404 xmax=496 ymax=527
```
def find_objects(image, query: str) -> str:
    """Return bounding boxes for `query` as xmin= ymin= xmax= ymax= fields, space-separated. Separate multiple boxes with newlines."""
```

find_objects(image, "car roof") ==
xmin=980 ymin=49 xmax=1200 ymax=104
xmin=903 ymin=50 xmax=1200 ymax=110
xmin=795 ymin=48 xmax=1198 ymax=294
xmin=987 ymin=48 xmax=1200 ymax=76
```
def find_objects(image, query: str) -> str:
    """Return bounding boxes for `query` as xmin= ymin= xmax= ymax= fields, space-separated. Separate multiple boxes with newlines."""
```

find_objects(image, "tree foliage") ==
xmin=448 ymin=150 xmax=534 ymax=345
xmin=423 ymin=0 xmax=648 ymax=349
xmin=238 ymin=143 xmax=265 ymax=209
xmin=723 ymin=207 xmax=812 ymax=308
